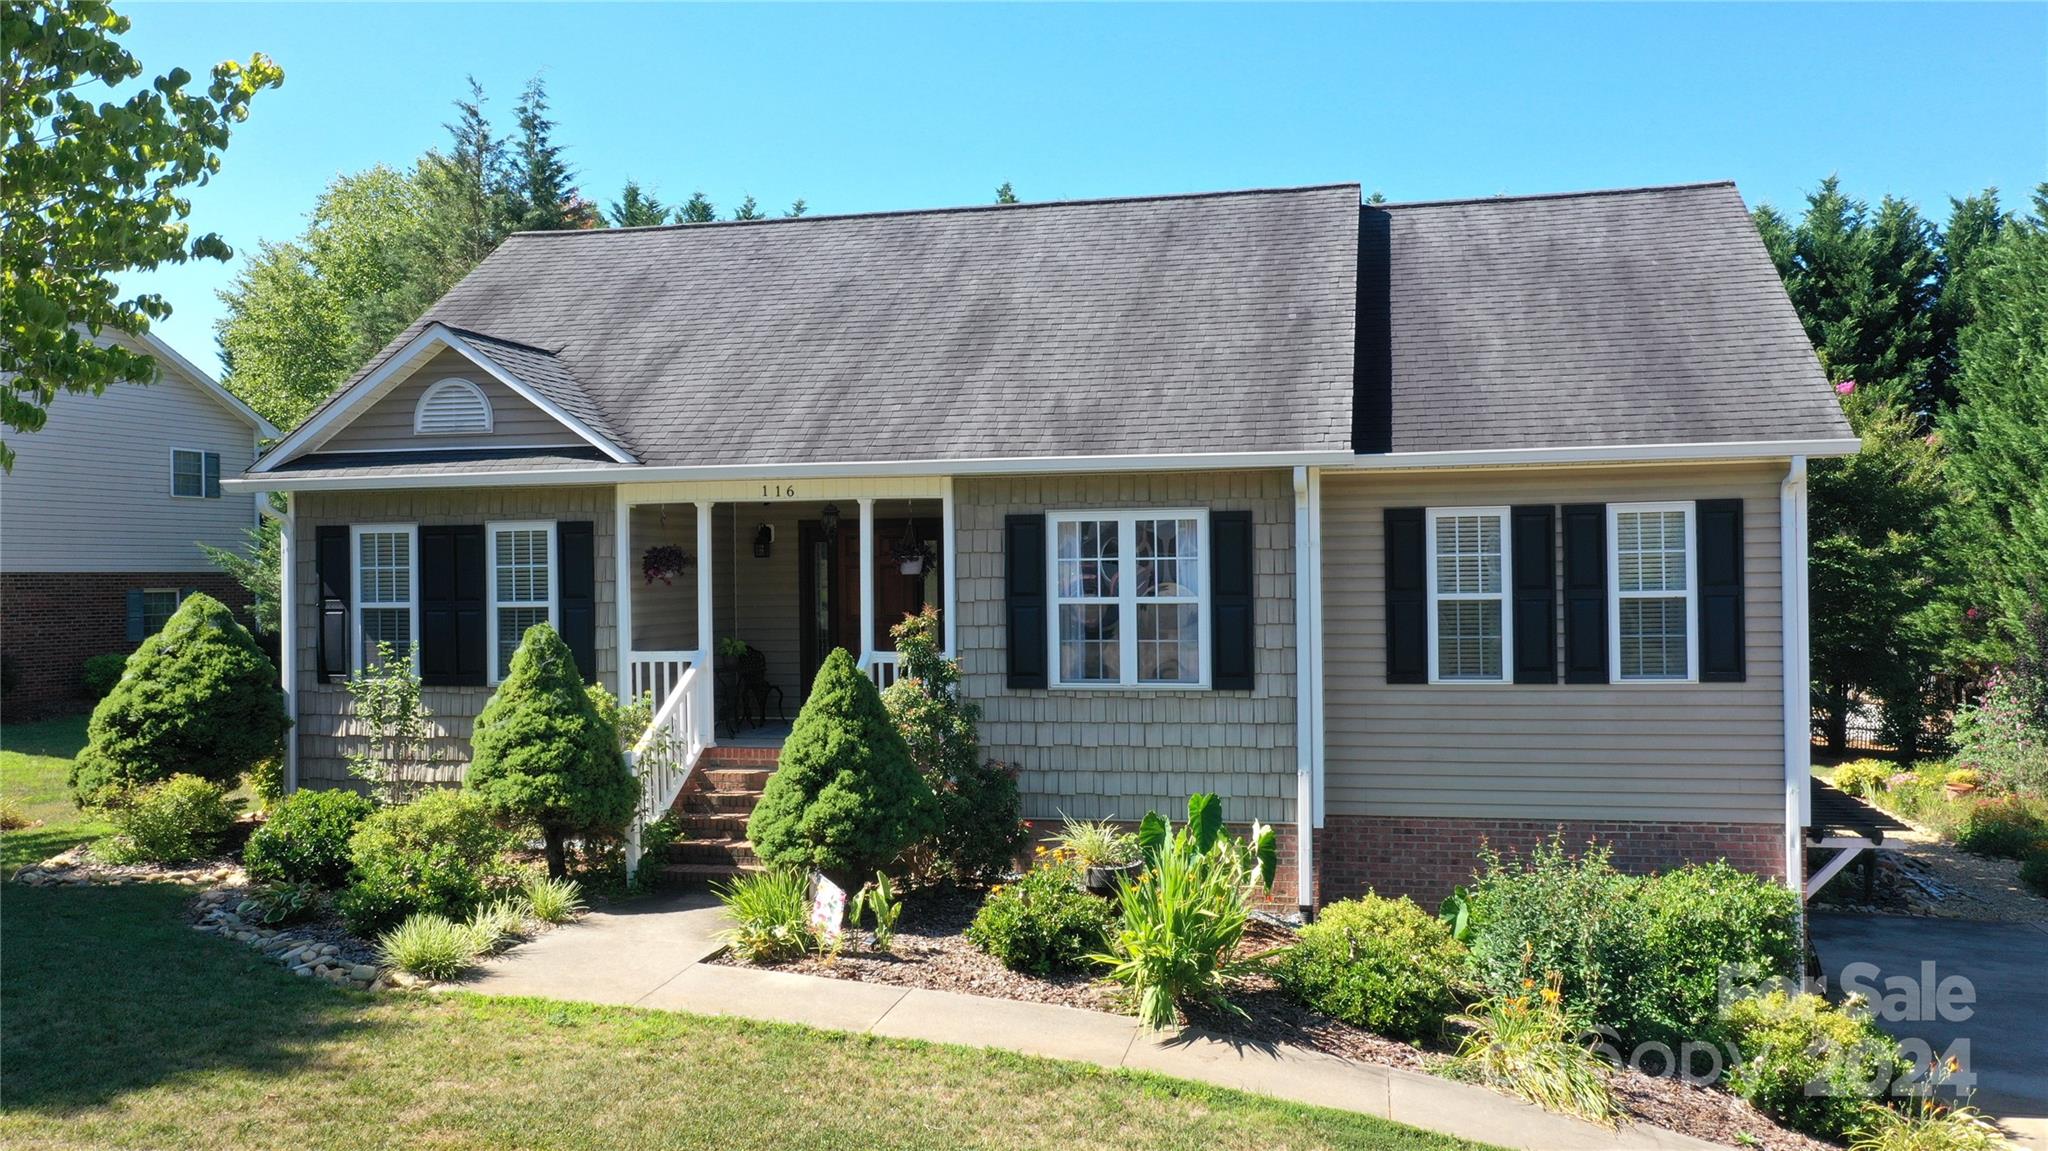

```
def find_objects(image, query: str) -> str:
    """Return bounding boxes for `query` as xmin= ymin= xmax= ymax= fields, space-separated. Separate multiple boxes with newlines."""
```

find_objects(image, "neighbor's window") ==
xmin=1426 ymin=507 xmax=1510 ymax=683
xmin=1050 ymin=510 xmax=1207 ymax=687
xmin=352 ymin=525 xmax=417 ymax=671
xmin=1610 ymin=502 xmax=1696 ymax=682
xmin=171 ymin=449 xmax=221 ymax=499
xmin=489 ymin=522 xmax=555 ymax=681
xmin=140 ymin=589 xmax=181 ymax=635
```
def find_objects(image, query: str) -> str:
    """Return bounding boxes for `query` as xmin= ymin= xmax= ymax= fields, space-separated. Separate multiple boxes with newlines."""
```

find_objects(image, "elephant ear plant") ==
xmin=1093 ymin=793 xmax=1279 ymax=1030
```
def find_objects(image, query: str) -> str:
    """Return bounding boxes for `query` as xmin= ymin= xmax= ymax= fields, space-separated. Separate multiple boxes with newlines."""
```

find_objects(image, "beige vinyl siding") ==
xmin=0 ymin=338 xmax=261 ymax=572
xmin=627 ymin=503 xmax=701 ymax=652
xmin=955 ymin=470 xmax=1297 ymax=825
xmin=715 ymin=501 xmax=807 ymax=701
xmin=1320 ymin=462 xmax=1787 ymax=824
xmin=313 ymin=349 xmax=581 ymax=454
xmin=291 ymin=486 xmax=616 ymax=788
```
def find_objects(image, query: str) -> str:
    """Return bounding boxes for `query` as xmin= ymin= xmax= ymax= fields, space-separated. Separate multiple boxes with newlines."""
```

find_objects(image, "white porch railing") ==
xmin=861 ymin=650 xmax=902 ymax=692
xmin=623 ymin=664 xmax=707 ymax=879
xmin=628 ymin=649 xmax=692 ymax=705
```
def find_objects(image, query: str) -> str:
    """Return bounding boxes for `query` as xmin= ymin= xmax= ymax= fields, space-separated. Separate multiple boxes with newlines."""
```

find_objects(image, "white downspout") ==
xmin=1780 ymin=457 xmax=1810 ymax=896
xmin=266 ymin=494 xmax=297 ymax=794
xmin=1293 ymin=467 xmax=1317 ymax=917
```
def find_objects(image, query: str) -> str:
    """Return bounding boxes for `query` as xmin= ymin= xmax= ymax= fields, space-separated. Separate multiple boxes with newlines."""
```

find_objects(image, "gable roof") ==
xmin=1359 ymin=181 xmax=1848 ymax=455
xmin=112 ymin=329 xmax=278 ymax=438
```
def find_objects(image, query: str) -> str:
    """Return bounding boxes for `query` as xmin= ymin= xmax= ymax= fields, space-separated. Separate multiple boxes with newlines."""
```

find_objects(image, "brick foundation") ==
xmin=0 ymin=572 xmax=256 ymax=717
xmin=1314 ymin=814 xmax=1785 ymax=907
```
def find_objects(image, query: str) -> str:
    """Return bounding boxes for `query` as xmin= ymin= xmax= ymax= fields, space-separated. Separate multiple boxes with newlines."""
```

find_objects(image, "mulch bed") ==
xmin=712 ymin=884 xmax=1842 ymax=1151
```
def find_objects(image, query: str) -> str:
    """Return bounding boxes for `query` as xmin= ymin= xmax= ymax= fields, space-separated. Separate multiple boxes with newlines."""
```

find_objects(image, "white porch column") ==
xmin=858 ymin=497 xmax=876 ymax=659
xmin=1292 ymin=467 xmax=1315 ymax=915
xmin=614 ymin=488 xmax=634 ymax=704
xmin=274 ymin=494 xmax=298 ymax=794
xmin=696 ymin=501 xmax=716 ymax=747
xmin=1780 ymin=458 xmax=1810 ymax=895
xmin=940 ymin=476 xmax=958 ymax=656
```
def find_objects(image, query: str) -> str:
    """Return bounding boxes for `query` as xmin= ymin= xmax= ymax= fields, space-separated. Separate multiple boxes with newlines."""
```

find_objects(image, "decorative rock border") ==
xmin=12 ymin=845 xmax=244 ymax=888
xmin=190 ymin=888 xmax=389 ymax=990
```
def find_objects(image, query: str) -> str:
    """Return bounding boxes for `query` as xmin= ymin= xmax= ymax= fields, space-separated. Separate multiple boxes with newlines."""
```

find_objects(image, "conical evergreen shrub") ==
xmin=71 ymin=593 xmax=288 ymax=807
xmin=466 ymin=623 xmax=637 ymax=877
xmin=748 ymin=647 xmax=937 ymax=887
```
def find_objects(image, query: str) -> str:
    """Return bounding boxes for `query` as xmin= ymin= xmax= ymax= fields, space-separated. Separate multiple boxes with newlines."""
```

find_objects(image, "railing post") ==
xmin=623 ymin=747 xmax=642 ymax=880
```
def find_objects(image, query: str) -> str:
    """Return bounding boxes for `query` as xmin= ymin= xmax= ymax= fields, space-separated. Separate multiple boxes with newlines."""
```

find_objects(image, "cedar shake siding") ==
xmin=954 ymin=470 xmax=1298 ymax=826
xmin=291 ymin=486 xmax=617 ymax=789
xmin=313 ymin=348 xmax=583 ymax=454
xmin=1318 ymin=462 xmax=1787 ymax=825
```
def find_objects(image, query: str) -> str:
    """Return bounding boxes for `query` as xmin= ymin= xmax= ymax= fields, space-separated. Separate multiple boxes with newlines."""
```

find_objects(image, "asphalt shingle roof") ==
xmin=444 ymin=329 xmax=637 ymax=457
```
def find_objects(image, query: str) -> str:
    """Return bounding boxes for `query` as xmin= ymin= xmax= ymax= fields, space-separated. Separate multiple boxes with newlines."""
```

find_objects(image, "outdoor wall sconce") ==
xmin=753 ymin=523 xmax=774 ymax=558
xmin=820 ymin=503 xmax=841 ymax=538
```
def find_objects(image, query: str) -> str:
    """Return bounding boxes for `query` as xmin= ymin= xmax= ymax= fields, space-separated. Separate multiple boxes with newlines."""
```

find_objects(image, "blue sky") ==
xmin=118 ymin=2 xmax=2047 ymax=373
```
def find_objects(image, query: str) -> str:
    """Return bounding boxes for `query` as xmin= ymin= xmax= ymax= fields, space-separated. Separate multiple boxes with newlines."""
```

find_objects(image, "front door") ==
xmin=796 ymin=516 xmax=942 ymax=692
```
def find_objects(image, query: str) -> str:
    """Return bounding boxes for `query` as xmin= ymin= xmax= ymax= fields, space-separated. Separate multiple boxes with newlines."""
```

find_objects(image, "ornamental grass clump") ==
xmin=521 ymin=874 xmax=586 ymax=924
xmin=1276 ymin=894 xmax=1466 ymax=1041
xmin=715 ymin=867 xmax=815 ymax=963
xmin=1091 ymin=793 xmax=1277 ymax=1030
xmin=1446 ymin=970 xmax=1620 ymax=1126
xmin=377 ymin=912 xmax=486 ymax=981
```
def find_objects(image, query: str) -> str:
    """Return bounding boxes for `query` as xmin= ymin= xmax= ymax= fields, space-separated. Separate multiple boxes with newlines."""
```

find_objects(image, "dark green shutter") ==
xmin=1384 ymin=508 xmax=1426 ymax=684
xmin=1697 ymin=499 xmax=1746 ymax=682
xmin=125 ymin=589 xmax=146 ymax=643
xmin=1209 ymin=510 xmax=1255 ymax=690
xmin=557 ymin=521 xmax=597 ymax=683
xmin=1511 ymin=505 xmax=1557 ymax=684
xmin=316 ymin=525 xmax=350 ymax=682
xmin=420 ymin=525 xmax=487 ymax=686
xmin=1005 ymin=514 xmax=1047 ymax=689
xmin=202 ymin=452 xmax=222 ymax=499
xmin=1561 ymin=504 xmax=1607 ymax=684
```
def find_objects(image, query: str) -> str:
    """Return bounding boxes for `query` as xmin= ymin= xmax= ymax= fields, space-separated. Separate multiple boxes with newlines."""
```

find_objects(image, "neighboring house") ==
xmin=230 ymin=181 xmax=1856 ymax=910
xmin=1 ymin=330 xmax=279 ymax=712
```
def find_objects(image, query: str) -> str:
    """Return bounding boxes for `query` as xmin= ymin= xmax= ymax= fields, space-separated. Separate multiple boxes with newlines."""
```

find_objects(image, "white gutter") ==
xmin=1342 ymin=438 xmax=1862 ymax=471
xmin=263 ymin=495 xmax=297 ymax=795
xmin=1779 ymin=457 xmax=1810 ymax=894
xmin=1292 ymin=467 xmax=1318 ymax=917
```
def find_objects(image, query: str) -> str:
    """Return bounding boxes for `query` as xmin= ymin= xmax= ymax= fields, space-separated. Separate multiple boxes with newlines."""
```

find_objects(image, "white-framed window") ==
xmin=488 ymin=521 xmax=556 ymax=683
xmin=170 ymin=449 xmax=221 ymax=498
xmin=1426 ymin=507 xmax=1512 ymax=683
xmin=351 ymin=524 xmax=418 ymax=672
xmin=140 ymin=589 xmax=182 ymax=635
xmin=414 ymin=378 xmax=494 ymax=435
xmin=1609 ymin=501 xmax=1697 ymax=682
xmin=1048 ymin=510 xmax=1208 ymax=688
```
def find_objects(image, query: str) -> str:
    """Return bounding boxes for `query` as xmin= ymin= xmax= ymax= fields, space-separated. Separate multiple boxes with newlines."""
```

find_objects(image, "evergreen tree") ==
xmin=995 ymin=181 xmax=1018 ymax=204
xmin=785 ymin=198 xmax=809 ymax=218
xmin=883 ymin=607 xmax=1023 ymax=882
xmin=419 ymin=77 xmax=518 ymax=267
xmin=678 ymin=192 xmax=717 ymax=223
xmin=466 ymin=623 xmax=637 ymax=878
xmin=509 ymin=75 xmax=594 ymax=231
xmin=1927 ymin=191 xmax=2007 ymax=417
xmin=730 ymin=194 xmax=764 ymax=221
xmin=607 ymin=180 xmax=669 ymax=227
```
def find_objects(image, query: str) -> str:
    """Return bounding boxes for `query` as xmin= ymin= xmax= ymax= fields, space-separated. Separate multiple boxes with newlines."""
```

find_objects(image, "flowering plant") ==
xmin=641 ymin=544 xmax=693 ymax=586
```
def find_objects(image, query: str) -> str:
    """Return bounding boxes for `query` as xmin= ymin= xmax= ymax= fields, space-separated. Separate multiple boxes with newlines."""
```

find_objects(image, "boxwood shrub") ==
xmin=336 ymin=790 xmax=510 ymax=936
xmin=1276 ymin=894 xmax=1465 ymax=1040
xmin=965 ymin=861 xmax=1114 ymax=975
xmin=243 ymin=787 xmax=375 ymax=888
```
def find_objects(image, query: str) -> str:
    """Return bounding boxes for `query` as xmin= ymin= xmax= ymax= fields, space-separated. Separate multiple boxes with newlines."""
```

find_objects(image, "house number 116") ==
xmin=761 ymin=484 xmax=796 ymax=498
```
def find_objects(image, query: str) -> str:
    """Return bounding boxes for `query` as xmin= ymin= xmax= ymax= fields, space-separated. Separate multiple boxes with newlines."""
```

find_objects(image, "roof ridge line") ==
xmin=505 ymin=182 xmax=1364 ymax=238
xmin=1374 ymin=180 xmax=1737 ymax=211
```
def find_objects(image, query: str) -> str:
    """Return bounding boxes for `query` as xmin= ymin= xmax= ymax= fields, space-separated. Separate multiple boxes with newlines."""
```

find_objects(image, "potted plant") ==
xmin=715 ymin=636 xmax=751 ymax=670
xmin=1945 ymin=767 xmax=1983 ymax=797
xmin=1052 ymin=815 xmax=1142 ymax=894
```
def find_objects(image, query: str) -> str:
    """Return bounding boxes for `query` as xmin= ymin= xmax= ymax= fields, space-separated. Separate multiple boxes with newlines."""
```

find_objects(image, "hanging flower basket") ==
xmin=892 ymin=537 xmax=935 ymax=576
xmin=642 ymin=544 xmax=694 ymax=585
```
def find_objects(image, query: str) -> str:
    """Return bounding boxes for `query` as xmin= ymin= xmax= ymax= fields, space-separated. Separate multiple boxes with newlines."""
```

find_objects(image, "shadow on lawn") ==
xmin=0 ymin=882 xmax=373 ymax=1112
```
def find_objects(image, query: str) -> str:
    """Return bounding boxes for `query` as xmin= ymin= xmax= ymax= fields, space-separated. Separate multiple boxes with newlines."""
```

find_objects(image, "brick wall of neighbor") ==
xmin=291 ymin=487 xmax=616 ymax=789
xmin=954 ymin=470 xmax=1298 ymax=827
xmin=0 ymin=572 xmax=254 ymax=716
xmin=1315 ymin=815 xmax=1786 ymax=907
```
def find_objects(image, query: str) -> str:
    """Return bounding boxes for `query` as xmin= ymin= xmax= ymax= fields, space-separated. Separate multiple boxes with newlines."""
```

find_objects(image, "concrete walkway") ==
xmin=457 ymin=894 xmax=1722 ymax=1151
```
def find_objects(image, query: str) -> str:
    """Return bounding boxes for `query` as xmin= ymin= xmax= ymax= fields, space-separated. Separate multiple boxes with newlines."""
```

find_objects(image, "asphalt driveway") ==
xmin=1810 ymin=912 xmax=2048 ymax=1149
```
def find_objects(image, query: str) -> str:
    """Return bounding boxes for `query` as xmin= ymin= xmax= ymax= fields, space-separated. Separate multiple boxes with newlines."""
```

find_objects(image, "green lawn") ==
xmin=0 ymin=883 xmax=1484 ymax=1151
xmin=0 ymin=714 xmax=107 ymax=875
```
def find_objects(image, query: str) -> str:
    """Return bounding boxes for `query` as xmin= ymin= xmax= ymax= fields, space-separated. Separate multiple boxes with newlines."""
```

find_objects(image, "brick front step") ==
xmin=658 ymin=861 xmax=763 ymax=886
xmin=701 ymin=745 xmax=780 ymax=766
xmin=665 ymin=837 xmax=758 ymax=866
xmin=678 ymin=812 xmax=750 ymax=837
xmin=703 ymin=767 xmax=773 ymax=792
xmin=686 ymin=789 xmax=761 ymax=816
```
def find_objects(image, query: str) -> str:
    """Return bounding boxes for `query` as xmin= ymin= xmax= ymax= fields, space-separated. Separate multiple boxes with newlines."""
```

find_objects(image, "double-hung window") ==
xmin=352 ymin=525 xmax=418 ymax=670
xmin=488 ymin=521 xmax=555 ymax=682
xmin=139 ymin=589 xmax=182 ymax=635
xmin=1609 ymin=502 xmax=1697 ymax=682
xmin=171 ymin=449 xmax=221 ymax=498
xmin=1049 ymin=510 xmax=1208 ymax=687
xmin=1426 ymin=507 xmax=1511 ymax=683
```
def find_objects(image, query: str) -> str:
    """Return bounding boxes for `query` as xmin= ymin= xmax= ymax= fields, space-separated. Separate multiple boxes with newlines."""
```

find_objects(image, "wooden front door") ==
xmin=796 ymin=516 xmax=942 ymax=692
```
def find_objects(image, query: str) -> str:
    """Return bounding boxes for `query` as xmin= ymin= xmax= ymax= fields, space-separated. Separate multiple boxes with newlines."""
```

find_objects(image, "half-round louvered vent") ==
xmin=414 ymin=378 xmax=493 ymax=435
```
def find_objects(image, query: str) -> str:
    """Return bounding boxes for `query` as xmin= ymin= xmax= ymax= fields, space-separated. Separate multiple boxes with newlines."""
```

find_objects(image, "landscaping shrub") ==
xmin=749 ymin=647 xmax=938 ymax=888
xmin=966 ymin=860 xmax=1115 ymax=975
xmin=521 ymin=874 xmax=585 ymax=924
xmin=343 ymin=641 xmax=436 ymax=803
xmin=377 ymin=912 xmax=486 ymax=980
xmin=70 ymin=594 xmax=289 ymax=807
xmin=337 ymin=790 xmax=510 ymax=936
xmin=1632 ymin=862 xmax=1801 ymax=1050
xmin=715 ymin=867 xmax=815 ymax=963
xmin=1721 ymin=990 xmax=1904 ymax=1139
xmin=1833 ymin=760 xmax=1896 ymax=798
xmin=1093 ymin=794 xmax=1277 ymax=1029
xmin=883 ymin=608 xmax=1025 ymax=882
xmin=1463 ymin=836 xmax=1648 ymax=1042
xmin=100 ymin=774 xmax=237 ymax=863
xmin=1446 ymin=971 xmax=1619 ymax=1125
xmin=1276 ymin=894 xmax=1466 ymax=1040
xmin=467 ymin=624 xmax=638 ymax=878
xmin=1951 ymin=663 xmax=2048 ymax=798
xmin=243 ymin=787 xmax=375 ymax=888
xmin=247 ymin=757 xmax=286 ymax=814
xmin=1953 ymin=794 xmax=2048 ymax=859
xmin=237 ymin=881 xmax=321 ymax=927
xmin=80 ymin=651 xmax=128 ymax=701
xmin=2020 ymin=847 xmax=2048 ymax=897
